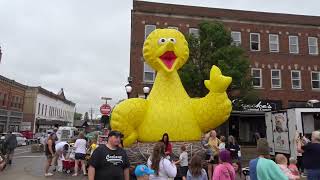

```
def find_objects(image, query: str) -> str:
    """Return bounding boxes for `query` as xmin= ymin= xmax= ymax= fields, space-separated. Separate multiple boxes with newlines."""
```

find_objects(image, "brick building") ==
xmin=0 ymin=74 xmax=76 ymax=133
xmin=0 ymin=75 xmax=27 ymax=133
xmin=129 ymin=1 xmax=320 ymax=143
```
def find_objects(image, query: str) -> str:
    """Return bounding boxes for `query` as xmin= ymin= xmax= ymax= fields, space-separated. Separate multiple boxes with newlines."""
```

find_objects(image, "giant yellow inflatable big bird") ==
xmin=111 ymin=29 xmax=232 ymax=147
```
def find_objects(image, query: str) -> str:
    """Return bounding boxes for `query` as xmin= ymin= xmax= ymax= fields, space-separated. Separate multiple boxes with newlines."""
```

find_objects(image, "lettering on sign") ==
xmin=241 ymin=101 xmax=272 ymax=111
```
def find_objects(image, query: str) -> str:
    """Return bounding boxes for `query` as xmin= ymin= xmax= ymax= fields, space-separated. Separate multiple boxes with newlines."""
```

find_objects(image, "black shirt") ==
xmin=45 ymin=140 xmax=56 ymax=156
xmin=302 ymin=143 xmax=320 ymax=169
xmin=225 ymin=143 xmax=240 ymax=160
xmin=89 ymin=144 xmax=130 ymax=180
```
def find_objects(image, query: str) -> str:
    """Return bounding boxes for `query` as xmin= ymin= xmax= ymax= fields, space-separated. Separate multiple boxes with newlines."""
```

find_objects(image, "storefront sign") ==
xmin=242 ymin=101 xmax=272 ymax=111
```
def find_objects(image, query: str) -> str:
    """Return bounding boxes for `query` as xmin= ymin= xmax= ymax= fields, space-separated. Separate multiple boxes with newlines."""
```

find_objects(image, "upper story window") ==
xmin=41 ymin=104 xmax=44 ymax=115
xmin=269 ymin=34 xmax=279 ymax=52
xmin=231 ymin=31 xmax=241 ymax=46
xmin=271 ymin=69 xmax=281 ymax=89
xmin=189 ymin=28 xmax=199 ymax=38
xmin=291 ymin=70 xmax=301 ymax=89
xmin=145 ymin=25 xmax=156 ymax=40
xmin=311 ymin=71 xmax=320 ymax=89
xmin=38 ymin=103 xmax=41 ymax=115
xmin=143 ymin=62 xmax=155 ymax=82
xmin=289 ymin=36 xmax=299 ymax=54
xmin=0 ymin=92 xmax=3 ymax=106
xmin=251 ymin=68 xmax=262 ymax=88
xmin=250 ymin=33 xmax=260 ymax=51
xmin=308 ymin=37 xmax=319 ymax=55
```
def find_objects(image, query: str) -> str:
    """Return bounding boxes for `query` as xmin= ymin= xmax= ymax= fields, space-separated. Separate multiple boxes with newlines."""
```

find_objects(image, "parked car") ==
xmin=0 ymin=132 xmax=27 ymax=146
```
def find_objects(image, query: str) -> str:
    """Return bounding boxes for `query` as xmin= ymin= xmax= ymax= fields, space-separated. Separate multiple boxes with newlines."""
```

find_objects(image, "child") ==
xmin=89 ymin=139 xmax=98 ymax=155
xmin=219 ymin=136 xmax=226 ymax=150
xmin=213 ymin=150 xmax=236 ymax=180
xmin=232 ymin=160 xmax=242 ymax=180
xmin=135 ymin=164 xmax=155 ymax=180
xmin=175 ymin=145 xmax=188 ymax=180
xmin=275 ymin=154 xmax=300 ymax=180
xmin=288 ymin=157 xmax=300 ymax=177
xmin=186 ymin=155 xmax=208 ymax=180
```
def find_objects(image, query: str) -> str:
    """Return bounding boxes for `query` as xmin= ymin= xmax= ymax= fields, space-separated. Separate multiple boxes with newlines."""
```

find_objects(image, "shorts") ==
xmin=75 ymin=153 xmax=86 ymax=160
xmin=180 ymin=166 xmax=188 ymax=177
xmin=7 ymin=148 xmax=14 ymax=154
xmin=46 ymin=154 xmax=54 ymax=160
xmin=208 ymin=155 xmax=219 ymax=164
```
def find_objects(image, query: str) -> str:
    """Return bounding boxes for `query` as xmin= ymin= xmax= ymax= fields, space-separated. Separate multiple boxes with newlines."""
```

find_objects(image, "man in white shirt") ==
xmin=54 ymin=141 xmax=69 ymax=172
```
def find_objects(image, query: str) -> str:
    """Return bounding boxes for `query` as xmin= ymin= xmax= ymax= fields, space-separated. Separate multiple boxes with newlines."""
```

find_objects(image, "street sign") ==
xmin=100 ymin=104 xmax=111 ymax=115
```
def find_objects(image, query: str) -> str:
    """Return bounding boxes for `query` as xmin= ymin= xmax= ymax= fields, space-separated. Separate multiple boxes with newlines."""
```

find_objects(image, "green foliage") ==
xmin=179 ymin=21 xmax=258 ymax=106
xmin=84 ymin=112 xmax=89 ymax=121
xmin=74 ymin=112 xmax=83 ymax=121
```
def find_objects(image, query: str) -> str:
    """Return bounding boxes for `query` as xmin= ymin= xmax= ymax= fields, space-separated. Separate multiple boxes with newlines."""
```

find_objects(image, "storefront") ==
xmin=35 ymin=118 xmax=69 ymax=132
xmin=217 ymin=100 xmax=282 ymax=145
xmin=0 ymin=109 xmax=23 ymax=133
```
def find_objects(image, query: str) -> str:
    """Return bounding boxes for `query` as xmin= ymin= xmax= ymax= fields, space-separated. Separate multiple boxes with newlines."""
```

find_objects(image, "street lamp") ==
xmin=125 ymin=84 xmax=132 ymax=98
xmin=143 ymin=86 xmax=150 ymax=99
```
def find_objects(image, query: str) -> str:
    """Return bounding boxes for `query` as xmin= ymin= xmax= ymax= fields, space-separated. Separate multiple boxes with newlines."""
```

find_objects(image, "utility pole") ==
xmin=89 ymin=107 xmax=94 ymax=121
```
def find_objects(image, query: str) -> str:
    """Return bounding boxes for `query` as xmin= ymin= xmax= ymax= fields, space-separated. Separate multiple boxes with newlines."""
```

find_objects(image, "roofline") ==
xmin=28 ymin=86 xmax=76 ymax=106
xmin=0 ymin=74 xmax=28 ymax=90
xmin=133 ymin=1 xmax=320 ymax=27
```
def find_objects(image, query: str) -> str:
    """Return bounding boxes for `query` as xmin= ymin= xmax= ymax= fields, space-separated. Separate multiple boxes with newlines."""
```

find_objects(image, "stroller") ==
xmin=61 ymin=146 xmax=82 ymax=174
xmin=62 ymin=160 xmax=82 ymax=174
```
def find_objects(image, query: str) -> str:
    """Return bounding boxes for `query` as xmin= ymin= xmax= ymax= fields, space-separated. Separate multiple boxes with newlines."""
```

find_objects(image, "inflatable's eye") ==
xmin=158 ymin=38 xmax=167 ymax=45
xmin=168 ymin=38 xmax=176 ymax=44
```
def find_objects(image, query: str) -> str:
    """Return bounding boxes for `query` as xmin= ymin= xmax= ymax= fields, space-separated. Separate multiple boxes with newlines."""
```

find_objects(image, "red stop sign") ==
xmin=100 ymin=104 xmax=111 ymax=115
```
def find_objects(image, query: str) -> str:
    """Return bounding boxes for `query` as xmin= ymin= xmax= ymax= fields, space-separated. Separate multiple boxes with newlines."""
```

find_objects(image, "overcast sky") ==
xmin=0 ymin=0 xmax=319 ymax=117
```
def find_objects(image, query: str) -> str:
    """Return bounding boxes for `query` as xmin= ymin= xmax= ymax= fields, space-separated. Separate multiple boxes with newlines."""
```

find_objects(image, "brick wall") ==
xmin=130 ymin=1 xmax=320 ymax=107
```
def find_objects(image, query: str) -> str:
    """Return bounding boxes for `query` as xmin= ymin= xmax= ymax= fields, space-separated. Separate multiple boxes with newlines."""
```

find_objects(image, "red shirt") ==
xmin=288 ymin=164 xmax=300 ymax=176
xmin=165 ymin=143 xmax=173 ymax=155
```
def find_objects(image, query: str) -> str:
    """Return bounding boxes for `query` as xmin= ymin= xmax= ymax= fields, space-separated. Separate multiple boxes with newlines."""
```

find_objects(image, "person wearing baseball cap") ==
xmin=88 ymin=130 xmax=130 ymax=180
xmin=135 ymin=165 xmax=155 ymax=180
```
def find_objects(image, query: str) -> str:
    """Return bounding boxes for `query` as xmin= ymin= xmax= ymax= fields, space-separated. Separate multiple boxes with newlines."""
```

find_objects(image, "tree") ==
xmin=179 ymin=21 xmax=258 ymax=109
xmin=84 ymin=112 xmax=89 ymax=121
xmin=74 ymin=112 xmax=83 ymax=121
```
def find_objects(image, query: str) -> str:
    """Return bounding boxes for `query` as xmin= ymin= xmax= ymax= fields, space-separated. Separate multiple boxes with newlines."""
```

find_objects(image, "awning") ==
xmin=231 ymin=111 xmax=266 ymax=117
xmin=36 ymin=119 xmax=68 ymax=126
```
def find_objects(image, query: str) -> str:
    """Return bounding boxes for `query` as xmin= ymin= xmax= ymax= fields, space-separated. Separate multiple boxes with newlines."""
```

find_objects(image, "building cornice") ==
xmin=134 ymin=1 xmax=320 ymax=28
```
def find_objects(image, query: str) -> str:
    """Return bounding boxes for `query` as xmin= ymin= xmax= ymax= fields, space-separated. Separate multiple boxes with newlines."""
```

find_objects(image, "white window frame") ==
xmin=145 ymin=25 xmax=156 ymax=40
xmin=308 ymin=37 xmax=319 ymax=55
xmin=311 ymin=71 xmax=320 ymax=89
xmin=269 ymin=34 xmax=279 ymax=52
xmin=250 ymin=33 xmax=261 ymax=51
xmin=289 ymin=36 xmax=299 ymax=54
xmin=271 ymin=69 xmax=281 ymax=89
xmin=189 ymin=28 xmax=199 ymax=38
xmin=231 ymin=31 xmax=241 ymax=46
xmin=143 ymin=62 xmax=155 ymax=83
xmin=168 ymin=26 xmax=178 ymax=30
xmin=251 ymin=68 xmax=262 ymax=88
xmin=291 ymin=70 xmax=301 ymax=89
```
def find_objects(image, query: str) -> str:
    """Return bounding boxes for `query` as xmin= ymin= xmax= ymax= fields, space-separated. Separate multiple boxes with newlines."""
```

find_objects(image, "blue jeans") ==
xmin=307 ymin=169 xmax=320 ymax=180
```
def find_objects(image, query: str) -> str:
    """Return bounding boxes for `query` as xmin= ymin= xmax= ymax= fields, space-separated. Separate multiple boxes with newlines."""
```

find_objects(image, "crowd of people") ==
xmin=1 ymin=126 xmax=320 ymax=180
xmin=43 ymin=129 xmax=99 ymax=177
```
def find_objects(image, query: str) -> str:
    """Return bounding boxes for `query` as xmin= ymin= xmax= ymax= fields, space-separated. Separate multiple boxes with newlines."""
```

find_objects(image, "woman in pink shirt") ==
xmin=213 ymin=150 xmax=235 ymax=180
